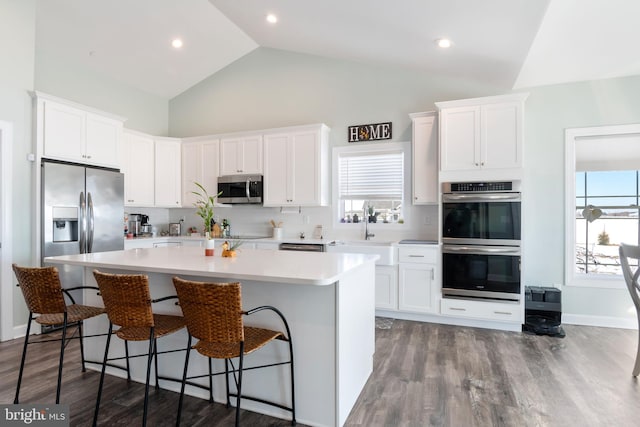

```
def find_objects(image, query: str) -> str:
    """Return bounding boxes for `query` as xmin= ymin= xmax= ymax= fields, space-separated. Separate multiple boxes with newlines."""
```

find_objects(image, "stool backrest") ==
xmin=13 ymin=264 xmax=67 ymax=314
xmin=620 ymin=243 xmax=640 ymax=310
xmin=93 ymin=270 xmax=154 ymax=328
xmin=172 ymin=277 xmax=244 ymax=343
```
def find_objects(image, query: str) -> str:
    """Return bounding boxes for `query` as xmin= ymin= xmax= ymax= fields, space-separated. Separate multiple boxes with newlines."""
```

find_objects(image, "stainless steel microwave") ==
xmin=217 ymin=174 xmax=263 ymax=204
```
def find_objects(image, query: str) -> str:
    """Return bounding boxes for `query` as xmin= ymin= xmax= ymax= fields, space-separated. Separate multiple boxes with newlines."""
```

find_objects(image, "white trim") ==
xmin=563 ymin=313 xmax=638 ymax=330
xmin=0 ymin=120 xmax=14 ymax=342
xmin=565 ymin=123 xmax=640 ymax=289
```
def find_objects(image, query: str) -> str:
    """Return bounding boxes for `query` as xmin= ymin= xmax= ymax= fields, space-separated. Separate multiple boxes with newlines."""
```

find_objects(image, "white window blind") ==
xmin=338 ymin=151 xmax=403 ymax=200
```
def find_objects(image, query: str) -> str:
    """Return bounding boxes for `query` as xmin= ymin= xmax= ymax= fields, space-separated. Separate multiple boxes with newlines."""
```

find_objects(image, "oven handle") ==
xmin=442 ymin=193 xmax=521 ymax=202
xmin=442 ymin=245 xmax=521 ymax=256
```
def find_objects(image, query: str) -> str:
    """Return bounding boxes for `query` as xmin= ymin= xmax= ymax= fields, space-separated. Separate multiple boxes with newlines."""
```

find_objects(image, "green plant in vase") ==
xmin=192 ymin=182 xmax=222 ymax=238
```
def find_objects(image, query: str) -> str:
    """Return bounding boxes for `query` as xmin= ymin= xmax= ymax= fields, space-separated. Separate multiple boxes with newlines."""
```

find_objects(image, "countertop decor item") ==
xmin=221 ymin=240 xmax=242 ymax=257
xmin=192 ymin=182 xmax=222 ymax=236
xmin=270 ymin=219 xmax=284 ymax=239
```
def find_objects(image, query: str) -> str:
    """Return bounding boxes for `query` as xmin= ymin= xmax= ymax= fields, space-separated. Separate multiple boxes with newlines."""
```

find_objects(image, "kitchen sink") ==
xmin=326 ymin=240 xmax=397 ymax=265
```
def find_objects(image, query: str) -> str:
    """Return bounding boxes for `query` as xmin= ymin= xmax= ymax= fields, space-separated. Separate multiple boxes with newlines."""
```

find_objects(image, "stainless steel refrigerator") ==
xmin=41 ymin=160 xmax=124 ymax=304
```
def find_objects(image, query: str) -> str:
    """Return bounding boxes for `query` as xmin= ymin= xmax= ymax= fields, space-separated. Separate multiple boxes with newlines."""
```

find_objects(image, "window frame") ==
xmin=332 ymin=142 xmax=411 ymax=230
xmin=565 ymin=123 xmax=640 ymax=289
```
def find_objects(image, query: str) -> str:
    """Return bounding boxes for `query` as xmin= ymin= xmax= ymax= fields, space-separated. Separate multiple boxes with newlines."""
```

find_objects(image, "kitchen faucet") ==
xmin=364 ymin=206 xmax=375 ymax=240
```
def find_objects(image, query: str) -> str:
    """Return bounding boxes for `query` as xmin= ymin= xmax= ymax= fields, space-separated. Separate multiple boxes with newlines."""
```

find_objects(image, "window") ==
xmin=575 ymin=170 xmax=639 ymax=275
xmin=335 ymin=145 xmax=405 ymax=225
xmin=565 ymin=124 xmax=640 ymax=287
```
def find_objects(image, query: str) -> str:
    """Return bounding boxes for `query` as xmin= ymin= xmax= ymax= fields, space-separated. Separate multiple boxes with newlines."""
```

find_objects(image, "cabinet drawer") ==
xmin=398 ymin=246 xmax=438 ymax=263
xmin=440 ymin=298 xmax=522 ymax=323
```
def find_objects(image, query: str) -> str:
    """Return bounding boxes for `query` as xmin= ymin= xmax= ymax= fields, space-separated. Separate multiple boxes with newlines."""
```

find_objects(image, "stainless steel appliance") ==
xmin=279 ymin=243 xmax=325 ymax=252
xmin=217 ymin=174 xmax=263 ymax=204
xmin=42 ymin=160 xmax=124 ymax=304
xmin=441 ymin=181 xmax=521 ymax=302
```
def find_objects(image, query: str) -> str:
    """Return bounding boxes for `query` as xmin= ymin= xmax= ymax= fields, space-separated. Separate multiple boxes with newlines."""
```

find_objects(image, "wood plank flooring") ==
xmin=1 ymin=320 xmax=639 ymax=426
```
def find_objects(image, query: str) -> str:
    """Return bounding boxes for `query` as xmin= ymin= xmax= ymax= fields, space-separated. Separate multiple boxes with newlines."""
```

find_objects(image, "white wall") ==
xmin=0 ymin=0 xmax=36 ymax=328
xmin=523 ymin=75 xmax=640 ymax=324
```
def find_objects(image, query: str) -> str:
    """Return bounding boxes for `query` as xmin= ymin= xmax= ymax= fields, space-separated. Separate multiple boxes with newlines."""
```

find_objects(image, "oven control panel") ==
xmin=443 ymin=181 xmax=520 ymax=193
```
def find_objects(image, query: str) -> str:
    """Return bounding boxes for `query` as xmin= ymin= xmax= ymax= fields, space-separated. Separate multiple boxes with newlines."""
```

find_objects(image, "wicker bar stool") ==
xmin=172 ymin=277 xmax=296 ymax=427
xmin=92 ymin=270 xmax=185 ymax=427
xmin=12 ymin=264 xmax=106 ymax=404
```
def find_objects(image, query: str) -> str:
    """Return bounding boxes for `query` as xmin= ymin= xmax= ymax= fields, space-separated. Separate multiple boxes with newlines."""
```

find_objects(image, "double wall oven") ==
xmin=441 ymin=181 xmax=521 ymax=302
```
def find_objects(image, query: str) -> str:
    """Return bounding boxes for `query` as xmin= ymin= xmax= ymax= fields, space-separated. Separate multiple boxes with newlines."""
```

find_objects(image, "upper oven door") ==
xmin=442 ymin=192 xmax=521 ymax=246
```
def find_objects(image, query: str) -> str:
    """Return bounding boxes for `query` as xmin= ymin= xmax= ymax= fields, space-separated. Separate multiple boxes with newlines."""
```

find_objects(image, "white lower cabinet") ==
xmin=375 ymin=265 xmax=398 ymax=310
xmin=441 ymin=298 xmax=522 ymax=323
xmin=398 ymin=246 xmax=439 ymax=314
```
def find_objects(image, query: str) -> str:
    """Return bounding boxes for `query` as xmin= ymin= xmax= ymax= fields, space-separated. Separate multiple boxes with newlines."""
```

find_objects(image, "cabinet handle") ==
xmin=408 ymin=255 xmax=424 ymax=257
xmin=431 ymin=269 xmax=434 ymax=280
xmin=87 ymin=155 xmax=92 ymax=159
xmin=493 ymin=311 xmax=512 ymax=315
xmin=475 ymin=162 xmax=479 ymax=166
xmin=449 ymin=307 xmax=466 ymax=311
xmin=481 ymin=162 xmax=484 ymax=166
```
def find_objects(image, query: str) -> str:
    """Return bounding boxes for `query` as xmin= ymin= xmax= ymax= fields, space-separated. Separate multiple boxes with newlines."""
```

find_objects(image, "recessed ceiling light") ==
xmin=436 ymin=38 xmax=452 ymax=49
xmin=171 ymin=38 xmax=183 ymax=49
xmin=266 ymin=14 xmax=278 ymax=24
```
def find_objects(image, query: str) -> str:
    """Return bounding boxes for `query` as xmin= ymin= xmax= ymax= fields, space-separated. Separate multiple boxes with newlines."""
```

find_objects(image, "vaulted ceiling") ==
xmin=34 ymin=0 xmax=640 ymax=99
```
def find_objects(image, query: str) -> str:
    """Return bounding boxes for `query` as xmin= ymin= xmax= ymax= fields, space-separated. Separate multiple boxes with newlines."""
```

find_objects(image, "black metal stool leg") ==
xmin=288 ymin=337 xmax=296 ymax=425
xmin=224 ymin=359 xmax=231 ymax=408
xmin=78 ymin=320 xmax=87 ymax=372
xmin=93 ymin=322 xmax=113 ymax=427
xmin=55 ymin=313 xmax=68 ymax=404
xmin=176 ymin=334 xmax=192 ymax=427
xmin=208 ymin=357 xmax=213 ymax=403
xmin=235 ymin=343 xmax=245 ymax=427
xmin=14 ymin=312 xmax=33 ymax=404
xmin=154 ymin=337 xmax=159 ymax=390
xmin=124 ymin=340 xmax=131 ymax=381
xmin=142 ymin=328 xmax=155 ymax=427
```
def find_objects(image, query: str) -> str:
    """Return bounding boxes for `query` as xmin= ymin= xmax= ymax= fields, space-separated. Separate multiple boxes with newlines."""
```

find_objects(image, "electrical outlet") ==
xmin=303 ymin=215 xmax=310 ymax=224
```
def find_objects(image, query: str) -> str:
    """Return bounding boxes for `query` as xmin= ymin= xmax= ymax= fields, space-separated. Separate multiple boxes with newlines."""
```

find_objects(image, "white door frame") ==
xmin=0 ymin=120 xmax=14 ymax=341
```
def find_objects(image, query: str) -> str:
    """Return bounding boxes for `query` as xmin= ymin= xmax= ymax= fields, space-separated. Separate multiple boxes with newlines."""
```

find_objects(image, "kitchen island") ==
xmin=45 ymin=246 xmax=376 ymax=427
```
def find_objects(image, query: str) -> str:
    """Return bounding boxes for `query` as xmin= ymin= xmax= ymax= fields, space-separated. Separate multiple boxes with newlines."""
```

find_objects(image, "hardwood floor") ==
xmin=1 ymin=320 xmax=639 ymax=426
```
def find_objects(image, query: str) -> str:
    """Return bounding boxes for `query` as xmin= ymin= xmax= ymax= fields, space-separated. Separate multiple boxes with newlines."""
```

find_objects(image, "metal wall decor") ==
xmin=348 ymin=122 xmax=392 ymax=143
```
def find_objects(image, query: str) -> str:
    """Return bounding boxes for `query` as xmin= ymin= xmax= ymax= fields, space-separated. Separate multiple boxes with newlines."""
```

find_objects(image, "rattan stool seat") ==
xmin=194 ymin=326 xmax=284 ymax=359
xmin=12 ymin=263 xmax=106 ymax=405
xmin=36 ymin=304 xmax=105 ymax=326
xmin=116 ymin=314 xmax=185 ymax=341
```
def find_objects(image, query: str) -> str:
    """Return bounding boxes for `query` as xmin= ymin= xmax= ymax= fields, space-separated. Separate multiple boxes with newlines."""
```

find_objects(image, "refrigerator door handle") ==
xmin=87 ymin=192 xmax=94 ymax=253
xmin=79 ymin=191 xmax=86 ymax=253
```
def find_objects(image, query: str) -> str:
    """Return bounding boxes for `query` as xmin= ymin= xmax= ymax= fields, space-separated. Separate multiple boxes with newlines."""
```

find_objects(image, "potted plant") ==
xmin=192 ymin=182 xmax=222 ymax=255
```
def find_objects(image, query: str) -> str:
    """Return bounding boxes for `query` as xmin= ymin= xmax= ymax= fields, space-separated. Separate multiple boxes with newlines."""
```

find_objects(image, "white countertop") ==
xmin=45 ymin=246 xmax=378 ymax=286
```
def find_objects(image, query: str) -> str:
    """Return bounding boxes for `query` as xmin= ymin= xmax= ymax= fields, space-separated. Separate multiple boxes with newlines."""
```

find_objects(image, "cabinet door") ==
xmin=439 ymin=106 xmax=481 ymax=171
xmin=290 ymin=131 xmax=320 ymax=205
xmin=43 ymin=101 xmax=85 ymax=163
xmin=220 ymin=138 xmax=241 ymax=175
xmin=263 ymin=133 xmax=290 ymax=205
xmin=85 ymin=112 xmax=121 ymax=168
xmin=481 ymin=101 xmax=522 ymax=169
xmin=182 ymin=142 xmax=201 ymax=207
xmin=240 ymin=135 xmax=263 ymax=174
xmin=200 ymin=140 xmax=220 ymax=201
xmin=124 ymin=132 xmax=154 ymax=207
xmin=412 ymin=113 xmax=438 ymax=204
xmin=154 ymin=138 xmax=182 ymax=207
xmin=375 ymin=265 xmax=398 ymax=310
xmin=398 ymin=263 xmax=436 ymax=313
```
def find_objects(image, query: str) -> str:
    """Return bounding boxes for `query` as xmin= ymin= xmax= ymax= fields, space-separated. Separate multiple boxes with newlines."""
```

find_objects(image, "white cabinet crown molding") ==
xmin=32 ymin=91 xmax=127 ymax=123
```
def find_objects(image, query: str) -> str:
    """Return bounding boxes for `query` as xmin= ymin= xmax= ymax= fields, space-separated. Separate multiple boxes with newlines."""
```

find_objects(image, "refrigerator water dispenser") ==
xmin=52 ymin=206 xmax=79 ymax=242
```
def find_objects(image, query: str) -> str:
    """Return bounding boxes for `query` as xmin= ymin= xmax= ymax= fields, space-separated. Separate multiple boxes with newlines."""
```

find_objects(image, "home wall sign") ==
xmin=348 ymin=122 xmax=392 ymax=143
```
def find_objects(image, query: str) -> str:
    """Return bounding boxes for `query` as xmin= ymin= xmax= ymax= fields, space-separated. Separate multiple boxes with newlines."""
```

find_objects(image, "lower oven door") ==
xmin=442 ymin=245 xmax=521 ymax=302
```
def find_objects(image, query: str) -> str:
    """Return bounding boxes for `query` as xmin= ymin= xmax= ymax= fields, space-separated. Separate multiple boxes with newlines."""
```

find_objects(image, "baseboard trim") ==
xmin=563 ymin=313 xmax=638 ymax=330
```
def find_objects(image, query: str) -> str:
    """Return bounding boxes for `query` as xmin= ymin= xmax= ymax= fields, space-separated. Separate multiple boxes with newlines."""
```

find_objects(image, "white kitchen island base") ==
xmin=46 ymin=247 xmax=376 ymax=427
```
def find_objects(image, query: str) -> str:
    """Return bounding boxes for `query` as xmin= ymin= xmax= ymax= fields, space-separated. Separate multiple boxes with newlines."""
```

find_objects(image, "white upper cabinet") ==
xmin=263 ymin=124 xmax=330 ymax=207
xmin=182 ymin=138 xmax=219 ymax=208
xmin=410 ymin=111 xmax=438 ymax=204
xmin=437 ymin=93 xmax=528 ymax=174
xmin=219 ymin=134 xmax=263 ymax=175
xmin=154 ymin=137 xmax=182 ymax=207
xmin=123 ymin=130 xmax=154 ymax=207
xmin=38 ymin=94 xmax=123 ymax=168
